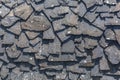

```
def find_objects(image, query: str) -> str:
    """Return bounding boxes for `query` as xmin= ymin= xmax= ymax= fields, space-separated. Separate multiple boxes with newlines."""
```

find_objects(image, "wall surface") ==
xmin=0 ymin=0 xmax=120 ymax=80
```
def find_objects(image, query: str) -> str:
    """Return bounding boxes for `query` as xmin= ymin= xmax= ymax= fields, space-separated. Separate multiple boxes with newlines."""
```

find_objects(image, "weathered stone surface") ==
xmin=6 ymin=44 xmax=21 ymax=58
xmin=101 ymin=75 xmax=116 ymax=80
xmin=25 ymin=31 xmax=39 ymax=40
xmin=104 ymin=29 xmax=116 ymax=40
xmin=78 ymin=21 xmax=103 ymax=37
xmin=0 ymin=66 xmax=9 ymax=79
xmin=3 ymin=32 xmax=16 ymax=45
xmin=99 ymin=36 xmax=109 ymax=48
xmin=83 ymin=0 xmax=97 ymax=8
xmin=91 ymin=65 xmax=102 ymax=77
xmin=61 ymin=40 xmax=75 ymax=53
xmin=43 ymin=28 xmax=55 ymax=40
xmin=16 ymin=33 xmax=29 ymax=48
xmin=21 ymin=14 xmax=51 ymax=31
xmin=105 ymin=45 xmax=120 ymax=64
xmin=7 ymin=22 xmax=21 ymax=35
xmin=0 ymin=5 xmax=10 ymax=18
xmin=44 ymin=0 xmax=59 ymax=9
xmin=68 ymin=72 xmax=79 ymax=80
xmin=14 ymin=3 xmax=33 ymax=20
xmin=1 ymin=10 xmax=19 ymax=27
xmin=114 ymin=29 xmax=120 ymax=45
xmin=92 ymin=45 xmax=103 ymax=59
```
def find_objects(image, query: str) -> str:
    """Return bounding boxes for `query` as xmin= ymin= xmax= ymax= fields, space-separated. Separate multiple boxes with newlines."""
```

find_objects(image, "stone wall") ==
xmin=0 ymin=0 xmax=120 ymax=80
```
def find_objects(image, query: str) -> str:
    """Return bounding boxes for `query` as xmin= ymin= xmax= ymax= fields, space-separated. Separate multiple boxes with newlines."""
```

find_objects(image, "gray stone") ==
xmin=44 ymin=0 xmax=59 ymax=9
xmin=3 ymin=32 xmax=16 ymax=45
xmin=55 ymin=69 xmax=67 ymax=80
xmin=92 ymin=45 xmax=103 ymax=59
xmin=1 ymin=10 xmax=19 ymax=27
xmin=7 ymin=22 xmax=21 ymax=35
xmin=0 ymin=66 xmax=9 ymax=79
xmin=62 ymin=11 xmax=78 ymax=26
xmin=77 ymin=2 xmax=86 ymax=17
xmin=48 ymin=54 xmax=77 ymax=62
xmin=52 ymin=19 xmax=65 ymax=31
xmin=0 ymin=28 xmax=5 ymax=36
xmin=104 ymin=0 xmax=116 ymax=5
xmin=75 ymin=48 xmax=87 ymax=58
xmin=99 ymin=36 xmax=109 ymax=48
xmin=83 ymin=0 xmax=97 ymax=8
xmin=79 ymin=72 xmax=92 ymax=80
xmin=14 ymin=55 xmax=29 ymax=62
xmin=101 ymin=76 xmax=116 ymax=80
xmin=84 ymin=37 xmax=98 ymax=49
xmin=92 ymin=17 xmax=106 ymax=30
xmin=7 ymin=63 xmax=16 ymax=69
xmin=23 ymin=47 xmax=38 ymax=53
xmin=43 ymin=28 xmax=55 ymax=40
xmin=25 ymin=31 xmax=39 ymax=40
xmin=16 ymin=33 xmax=29 ymax=48
xmin=84 ymin=12 xmax=98 ymax=22
xmin=66 ymin=27 xmax=82 ymax=35
xmin=48 ymin=37 xmax=61 ymax=54
xmin=114 ymin=29 xmax=120 ymax=45
xmin=0 ymin=5 xmax=10 ymax=18
xmin=14 ymin=3 xmax=33 ymax=20
xmin=104 ymin=29 xmax=116 ymax=40
xmin=91 ymin=65 xmax=102 ymax=77
xmin=100 ymin=13 xmax=114 ymax=18
xmin=78 ymin=21 xmax=103 ymax=37
xmin=29 ymin=37 xmax=41 ymax=46
xmin=105 ymin=45 xmax=120 ymax=64
xmin=31 ymin=2 xmax=44 ymax=12
xmin=96 ymin=5 xmax=110 ymax=13
xmin=66 ymin=64 xmax=86 ymax=74
xmin=61 ymin=40 xmax=75 ymax=53
xmin=56 ymin=29 xmax=70 ymax=42
xmin=68 ymin=0 xmax=78 ymax=7
xmin=68 ymin=72 xmax=79 ymax=80
xmin=110 ymin=3 xmax=120 ymax=12
xmin=75 ymin=40 xmax=85 ymax=52
xmin=20 ymin=63 xmax=30 ymax=71
xmin=21 ymin=14 xmax=51 ymax=31
xmin=6 ymin=44 xmax=21 ymax=58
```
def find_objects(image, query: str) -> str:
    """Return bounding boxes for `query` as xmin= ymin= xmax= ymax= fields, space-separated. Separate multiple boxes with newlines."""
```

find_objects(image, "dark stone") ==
xmin=14 ymin=3 xmax=33 ymax=20
xmin=21 ymin=14 xmax=51 ymax=31
xmin=61 ymin=40 xmax=75 ymax=53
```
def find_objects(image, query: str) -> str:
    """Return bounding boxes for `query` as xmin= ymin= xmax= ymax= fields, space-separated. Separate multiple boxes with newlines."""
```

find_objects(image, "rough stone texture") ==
xmin=0 ymin=0 xmax=120 ymax=80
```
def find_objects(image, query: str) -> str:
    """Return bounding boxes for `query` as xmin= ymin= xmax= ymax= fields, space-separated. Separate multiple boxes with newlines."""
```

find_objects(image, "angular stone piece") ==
xmin=14 ymin=3 xmax=33 ymax=20
xmin=91 ymin=65 xmax=102 ymax=77
xmin=6 ymin=44 xmax=21 ymax=58
xmin=66 ymin=64 xmax=86 ymax=74
xmin=7 ymin=22 xmax=21 ymax=35
xmin=83 ymin=0 xmax=97 ymax=8
xmin=48 ymin=37 xmax=61 ymax=54
xmin=110 ymin=3 xmax=120 ymax=12
xmin=66 ymin=27 xmax=82 ymax=35
xmin=105 ymin=45 xmax=120 ymax=64
xmin=44 ymin=0 xmax=59 ymax=9
xmin=48 ymin=54 xmax=76 ymax=62
xmin=104 ymin=29 xmax=116 ymax=40
xmin=78 ymin=21 xmax=103 ymax=37
xmin=114 ymin=29 xmax=120 ymax=45
xmin=92 ymin=45 xmax=103 ymax=59
xmin=25 ymin=31 xmax=39 ymax=40
xmin=0 ymin=5 xmax=10 ymax=18
xmin=7 ymin=63 xmax=16 ymax=69
xmin=29 ymin=37 xmax=41 ymax=46
xmin=99 ymin=36 xmax=109 ymax=48
xmin=43 ymin=28 xmax=55 ymax=40
xmin=84 ymin=37 xmax=98 ymax=49
xmin=23 ymin=47 xmax=38 ymax=53
xmin=101 ymin=76 xmax=116 ymax=80
xmin=68 ymin=72 xmax=79 ymax=80
xmin=0 ymin=66 xmax=9 ymax=79
xmin=21 ymin=14 xmax=51 ymax=31
xmin=16 ymin=33 xmax=29 ymax=48
xmin=96 ymin=5 xmax=110 ymax=13
xmin=61 ymin=40 xmax=75 ymax=53
xmin=78 ymin=2 xmax=86 ymax=17
xmin=1 ymin=10 xmax=19 ymax=27
xmin=3 ymin=32 xmax=16 ymax=45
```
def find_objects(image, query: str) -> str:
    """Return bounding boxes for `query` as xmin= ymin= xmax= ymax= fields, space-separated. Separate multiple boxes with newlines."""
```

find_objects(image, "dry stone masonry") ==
xmin=0 ymin=0 xmax=120 ymax=80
